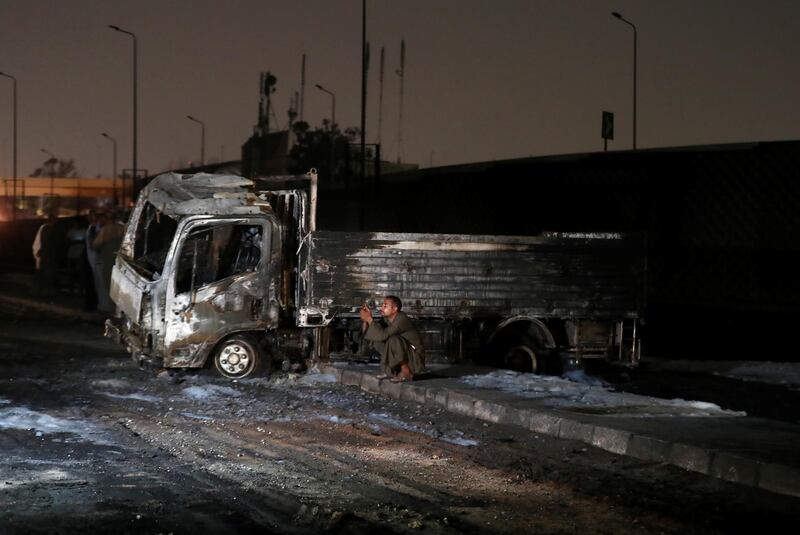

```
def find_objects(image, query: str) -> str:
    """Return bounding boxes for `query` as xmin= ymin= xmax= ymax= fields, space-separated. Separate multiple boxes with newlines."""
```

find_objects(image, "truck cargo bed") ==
xmin=300 ymin=231 xmax=646 ymax=321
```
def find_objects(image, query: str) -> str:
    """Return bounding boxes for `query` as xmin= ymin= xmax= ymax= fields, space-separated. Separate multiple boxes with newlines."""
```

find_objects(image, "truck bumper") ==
xmin=104 ymin=317 xmax=161 ymax=368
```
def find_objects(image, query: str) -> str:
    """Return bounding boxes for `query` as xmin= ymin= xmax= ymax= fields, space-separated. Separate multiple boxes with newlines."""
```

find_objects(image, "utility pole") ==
xmin=396 ymin=39 xmax=405 ymax=164
xmin=259 ymin=72 xmax=277 ymax=135
xmin=186 ymin=115 xmax=206 ymax=166
xmin=0 ymin=72 xmax=17 ymax=220
xmin=108 ymin=25 xmax=138 ymax=194
xmin=290 ymin=90 xmax=299 ymax=130
xmin=315 ymin=84 xmax=336 ymax=127
xmin=612 ymin=12 xmax=637 ymax=150
xmin=41 ymin=148 xmax=56 ymax=196
xmin=360 ymin=0 xmax=367 ymax=229
xmin=300 ymin=53 xmax=306 ymax=122
xmin=102 ymin=133 xmax=118 ymax=205
xmin=378 ymin=46 xmax=385 ymax=146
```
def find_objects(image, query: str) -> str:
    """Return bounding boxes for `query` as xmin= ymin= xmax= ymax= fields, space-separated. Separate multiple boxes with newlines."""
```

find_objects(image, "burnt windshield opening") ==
xmin=131 ymin=202 xmax=178 ymax=279
xmin=175 ymin=223 xmax=263 ymax=294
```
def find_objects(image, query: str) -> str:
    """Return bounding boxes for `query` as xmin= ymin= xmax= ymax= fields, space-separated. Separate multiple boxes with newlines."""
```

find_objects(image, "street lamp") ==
xmin=186 ymin=115 xmax=205 ymax=166
xmin=102 ymin=133 xmax=118 ymax=206
xmin=41 ymin=148 xmax=56 ymax=195
xmin=109 ymin=25 xmax=138 ymax=193
xmin=315 ymin=84 xmax=336 ymax=127
xmin=360 ymin=0 xmax=367 ymax=231
xmin=612 ymin=11 xmax=637 ymax=150
xmin=0 ymin=72 xmax=17 ymax=220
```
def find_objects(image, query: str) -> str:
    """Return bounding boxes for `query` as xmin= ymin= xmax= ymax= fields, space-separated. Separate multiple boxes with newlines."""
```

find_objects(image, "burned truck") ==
xmin=105 ymin=171 xmax=646 ymax=379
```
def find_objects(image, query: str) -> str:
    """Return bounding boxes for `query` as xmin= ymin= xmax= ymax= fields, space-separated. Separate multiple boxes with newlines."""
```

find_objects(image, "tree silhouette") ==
xmin=288 ymin=120 xmax=362 ymax=183
xmin=32 ymin=157 xmax=78 ymax=178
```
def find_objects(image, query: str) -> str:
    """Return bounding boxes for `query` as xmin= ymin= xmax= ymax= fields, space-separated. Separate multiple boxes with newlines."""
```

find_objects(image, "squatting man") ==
xmin=359 ymin=295 xmax=426 ymax=382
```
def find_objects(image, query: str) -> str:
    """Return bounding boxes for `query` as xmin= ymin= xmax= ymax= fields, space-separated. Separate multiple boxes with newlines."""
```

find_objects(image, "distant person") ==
xmin=84 ymin=210 xmax=101 ymax=311
xmin=32 ymin=214 xmax=58 ymax=295
xmin=359 ymin=295 xmax=426 ymax=382
xmin=65 ymin=217 xmax=85 ymax=294
xmin=32 ymin=220 xmax=45 ymax=272
xmin=91 ymin=210 xmax=125 ymax=313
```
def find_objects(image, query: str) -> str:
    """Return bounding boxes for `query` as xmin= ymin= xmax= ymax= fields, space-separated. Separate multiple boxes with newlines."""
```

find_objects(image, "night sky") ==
xmin=0 ymin=0 xmax=798 ymax=178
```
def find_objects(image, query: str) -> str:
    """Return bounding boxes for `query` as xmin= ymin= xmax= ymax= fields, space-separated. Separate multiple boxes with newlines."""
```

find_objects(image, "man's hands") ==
xmin=359 ymin=303 xmax=373 ymax=325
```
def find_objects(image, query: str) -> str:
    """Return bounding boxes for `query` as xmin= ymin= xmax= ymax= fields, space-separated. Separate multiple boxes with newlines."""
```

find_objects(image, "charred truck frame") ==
xmin=106 ymin=171 xmax=646 ymax=379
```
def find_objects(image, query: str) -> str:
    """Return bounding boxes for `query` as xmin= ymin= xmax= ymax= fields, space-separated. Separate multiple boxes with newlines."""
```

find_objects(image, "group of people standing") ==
xmin=32 ymin=208 xmax=125 ymax=313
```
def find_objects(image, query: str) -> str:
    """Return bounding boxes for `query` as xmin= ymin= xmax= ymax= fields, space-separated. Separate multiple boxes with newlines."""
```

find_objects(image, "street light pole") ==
xmin=360 ymin=0 xmax=367 ymax=230
xmin=612 ymin=12 xmax=637 ymax=150
xmin=0 ymin=72 xmax=17 ymax=220
xmin=41 ymin=148 xmax=56 ymax=195
xmin=315 ymin=84 xmax=336 ymax=127
xmin=102 ymin=133 xmax=118 ymax=206
xmin=109 ymin=25 xmax=138 ymax=195
xmin=186 ymin=115 xmax=205 ymax=166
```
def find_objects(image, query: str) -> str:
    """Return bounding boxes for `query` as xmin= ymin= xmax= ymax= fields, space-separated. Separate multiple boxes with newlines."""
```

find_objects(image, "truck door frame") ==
xmin=161 ymin=215 xmax=273 ymax=368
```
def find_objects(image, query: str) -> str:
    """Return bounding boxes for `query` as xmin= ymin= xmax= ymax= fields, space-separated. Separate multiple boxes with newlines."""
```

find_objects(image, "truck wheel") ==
xmin=504 ymin=343 xmax=538 ymax=374
xmin=213 ymin=335 xmax=265 ymax=379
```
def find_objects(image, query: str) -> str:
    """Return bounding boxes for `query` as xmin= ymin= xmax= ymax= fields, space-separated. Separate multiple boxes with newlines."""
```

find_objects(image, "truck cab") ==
xmin=105 ymin=172 xmax=305 ymax=378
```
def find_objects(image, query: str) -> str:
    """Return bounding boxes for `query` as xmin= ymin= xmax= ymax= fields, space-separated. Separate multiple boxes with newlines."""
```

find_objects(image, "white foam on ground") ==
xmin=181 ymin=412 xmax=214 ymax=421
xmin=91 ymin=379 xmax=130 ymax=389
xmin=3 ymin=468 xmax=75 ymax=488
xmin=182 ymin=384 xmax=242 ymax=401
xmin=299 ymin=372 xmax=338 ymax=385
xmin=259 ymin=368 xmax=338 ymax=387
xmin=0 ymin=406 xmax=113 ymax=444
xmin=461 ymin=370 xmax=746 ymax=417
xmin=368 ymin=412 xmax=479 ymax=447
xmin=98 ymin=391 xmax=161 ymax=403
xmin=441 ymin=432 xmax=479 ymax=447
xmin=316 ymin=414 xmax=353 ymax=425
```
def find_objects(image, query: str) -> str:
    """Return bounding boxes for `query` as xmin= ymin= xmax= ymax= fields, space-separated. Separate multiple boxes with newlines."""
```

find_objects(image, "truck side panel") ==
xmin=300 ymin=231 xmax=646 ymax=322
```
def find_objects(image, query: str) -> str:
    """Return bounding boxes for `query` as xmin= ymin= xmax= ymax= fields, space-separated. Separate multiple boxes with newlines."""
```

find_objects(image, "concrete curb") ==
xmin=320 ymin=364 xmax=800 ymax=499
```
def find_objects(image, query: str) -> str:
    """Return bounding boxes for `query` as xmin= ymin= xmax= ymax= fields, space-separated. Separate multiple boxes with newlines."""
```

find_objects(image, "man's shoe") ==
xmin=390 ymin=374 xmax=412 ymax=383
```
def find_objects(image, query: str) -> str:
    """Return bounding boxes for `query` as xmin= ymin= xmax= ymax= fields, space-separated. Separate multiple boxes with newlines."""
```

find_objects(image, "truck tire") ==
xmin=212 ymin=334 xmax=266 ymax=379
xmin=487 ymin=321 xmax=559 ymax=375
xmin=503 ymin=339 xmax=539 ymax=374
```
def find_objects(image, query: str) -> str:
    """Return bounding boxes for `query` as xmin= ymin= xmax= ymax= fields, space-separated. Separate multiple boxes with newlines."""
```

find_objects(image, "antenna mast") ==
xmin=300 ymin=53 xmax=306 ymax=122
xmin=378 ymin=45 xmax=384 ymax=145
xmin=265 ymin=72 xmax=276 ymax=134
xmin=257 ymin=72 xmax=265 ymax=134
xmin=396 ymin=39 xmax=405 ymax=164
xmin=288 ymin=91 xmax=298 ymax=130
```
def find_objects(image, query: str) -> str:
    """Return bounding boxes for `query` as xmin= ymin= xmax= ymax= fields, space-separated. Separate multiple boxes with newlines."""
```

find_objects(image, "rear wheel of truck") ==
xmin=488 ymin=320 xmax=559 ymax=375
xmin=212 ymin=335 xmax=267 ymax=379
xmin=503 ymin=341 xmax=539 ymax=374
